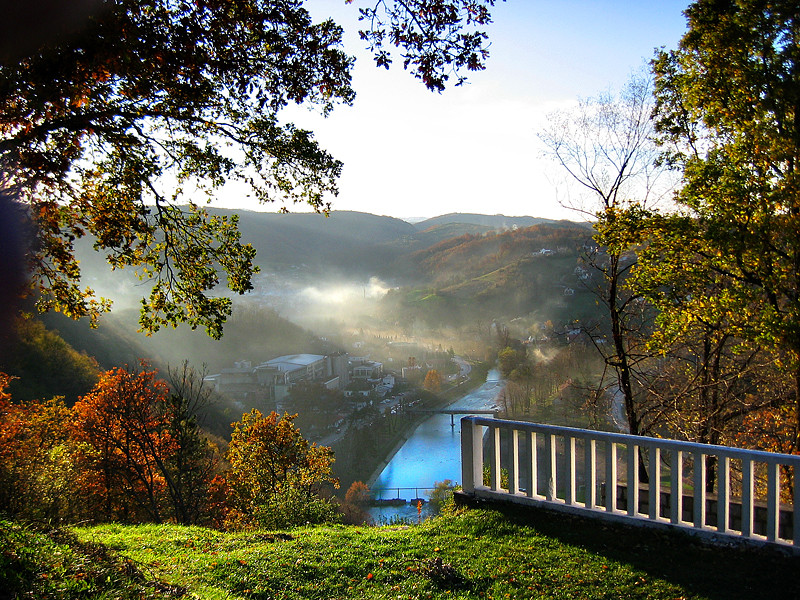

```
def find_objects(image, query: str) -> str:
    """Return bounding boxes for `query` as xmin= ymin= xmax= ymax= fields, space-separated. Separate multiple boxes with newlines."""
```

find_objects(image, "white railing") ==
xmin=460 ymin=416 xmax=800 ymax=550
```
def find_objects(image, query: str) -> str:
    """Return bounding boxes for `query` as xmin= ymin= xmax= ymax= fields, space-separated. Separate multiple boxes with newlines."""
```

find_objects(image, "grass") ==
xmin=5 ymin=505 xmax=798 ymax=600
xmin=0 ymin=519 xmax=178 ymax=599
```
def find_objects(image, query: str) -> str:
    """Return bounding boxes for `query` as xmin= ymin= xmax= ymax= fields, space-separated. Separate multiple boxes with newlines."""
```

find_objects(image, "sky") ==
xmin=216 ymin=1 xmax=692 ymax=222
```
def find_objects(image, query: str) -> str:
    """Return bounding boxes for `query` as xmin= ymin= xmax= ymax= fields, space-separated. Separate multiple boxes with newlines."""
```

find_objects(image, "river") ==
xmin=367 ymin=368 xmax=504 ymax=522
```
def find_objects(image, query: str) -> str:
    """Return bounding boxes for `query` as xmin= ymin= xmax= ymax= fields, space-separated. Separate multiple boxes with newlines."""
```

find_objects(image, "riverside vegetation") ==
xmin=3 ymin=506 xmax=798 ymax=600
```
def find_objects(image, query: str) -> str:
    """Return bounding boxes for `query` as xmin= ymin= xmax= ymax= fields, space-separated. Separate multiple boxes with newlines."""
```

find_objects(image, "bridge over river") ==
xmin=406 ymin=408 xmax=500 ymax=426
xmin=368 ymin=369 xmax=504 ymax=521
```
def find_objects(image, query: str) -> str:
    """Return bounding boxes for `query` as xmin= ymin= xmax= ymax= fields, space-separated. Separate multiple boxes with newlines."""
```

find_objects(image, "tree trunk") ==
xmin=608 ymin=252 xmax=649 ymax=484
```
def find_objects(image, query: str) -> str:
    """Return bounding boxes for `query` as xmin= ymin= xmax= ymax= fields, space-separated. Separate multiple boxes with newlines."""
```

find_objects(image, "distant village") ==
xmin=203 ymin=350 xmax=455 ymax=442
xmin=205 ymin=352 xmax=376 ymax=404
xmin=208 ymin=350 xmax=434 ymax=403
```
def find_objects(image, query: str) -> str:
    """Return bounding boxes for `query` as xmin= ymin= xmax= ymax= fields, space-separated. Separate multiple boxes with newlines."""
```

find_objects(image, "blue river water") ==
xmin=368 ymin=369 xmax=503 ymax=522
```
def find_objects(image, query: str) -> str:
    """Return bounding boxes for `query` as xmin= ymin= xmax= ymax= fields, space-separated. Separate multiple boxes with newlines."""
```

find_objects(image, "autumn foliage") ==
xmin=423 ymin=369 xmax=443 ymax=393
xmin=72 ymin=366 xmax=173 ymax=521
xmin=0 ymin=364 xmax=339 ymax=528
xmin=223 ymin=410 xmax=338 ymax=529
xmin=0 ymin=381 xmax=81 ymax=520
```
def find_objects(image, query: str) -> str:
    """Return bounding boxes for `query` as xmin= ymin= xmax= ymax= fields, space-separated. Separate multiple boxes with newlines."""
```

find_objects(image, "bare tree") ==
xmin=539 ymin=72 xmax=671 ymax=479
xmin=163 ymin=361 xmax=221 ymax=524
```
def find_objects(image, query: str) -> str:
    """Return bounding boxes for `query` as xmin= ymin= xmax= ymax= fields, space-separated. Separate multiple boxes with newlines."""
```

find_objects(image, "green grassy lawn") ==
xmin=4 ymin=505 xmax=797 ymax=600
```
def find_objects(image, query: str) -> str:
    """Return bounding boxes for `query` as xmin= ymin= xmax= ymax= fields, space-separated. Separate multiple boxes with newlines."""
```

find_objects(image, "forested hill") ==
xmin=380 ymin=222 xmax=598 ymax=327
xmin=408 ymin=222 xmax=592 ymax=285
xmin=52 ymin=209 xmax=598 ymax=383
xmin=201 ymin=208 xmax=590 ymax=279
xmin=222 ymin=209 xmax=415 ymax=271
xmin=413 ymin=213 xmax=564 ymax=231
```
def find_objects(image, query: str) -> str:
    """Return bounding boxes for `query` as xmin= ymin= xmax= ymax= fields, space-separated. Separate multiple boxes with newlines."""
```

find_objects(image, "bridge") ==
xmin=407 ymin=408 xmax=500 ymax=426
xmin=369 ymin=486 xmax=436 ymax=506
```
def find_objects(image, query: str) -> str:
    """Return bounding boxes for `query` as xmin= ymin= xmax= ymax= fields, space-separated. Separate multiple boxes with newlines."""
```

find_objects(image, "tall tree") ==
xmin=162 ymin=361 xmax=221 ymax=525
xmin=539 ymin=72 xmax=667 ymax=440
xmin=73 ymin=364 xmax=172 ymax=522
xmin=0 ymin=393 xmax=82 ymax=521
xmin=423 ymin=368 xmax=443 ymax=392
xmin=0 ymin=0 xmax=498 ymax=338
xmin=653 ymin=0 xmax=800 ymax=452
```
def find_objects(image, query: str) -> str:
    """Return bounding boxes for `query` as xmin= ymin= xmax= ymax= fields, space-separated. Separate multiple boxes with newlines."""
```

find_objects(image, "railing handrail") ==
xmin=463 ymin=416 xmax=800 ymax=466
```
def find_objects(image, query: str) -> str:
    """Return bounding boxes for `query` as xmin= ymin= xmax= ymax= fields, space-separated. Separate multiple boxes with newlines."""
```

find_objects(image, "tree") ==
xmin=428 ymin=479 xmax=458 ymax=515
xmin=423 ymin=368 xmax=443 ymax=392
xmin=72 ymin=361 xmax=222 ymax=523
xmin=539 ymin=72 xmax=667 ymax=441
xmin=628 ymin=212 xmax=781 ymax=449
xmin=354 ymin=0 xmax=497 ymax=92
xmin=224 ymin=410 xmax=338 ymax=529
xmin=0 ymin=391 xmax=83 ymax=521
xmin=341 ymin=480 xmax=371 ymax=525
xmin=0 ymin=0 xmax=498 ymax=338
xmin=162 ymin=361 xmax=221 ymax=524
xmin=73 ymin=363 xmax=172 ymax=522
xmin=1 ymin=317 xmax=99 ymax=405
xmin=652 ymin=0 xmax=800 ymax=451
xmin=497 ymin=345 xmax=526 ymax=378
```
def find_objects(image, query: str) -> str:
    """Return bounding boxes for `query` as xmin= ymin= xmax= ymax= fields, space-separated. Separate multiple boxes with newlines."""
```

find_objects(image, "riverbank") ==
xmin=364 ymin=361 xmax=494 ymax=487
xmin=332 ymin=361 xmax=495 ymax=492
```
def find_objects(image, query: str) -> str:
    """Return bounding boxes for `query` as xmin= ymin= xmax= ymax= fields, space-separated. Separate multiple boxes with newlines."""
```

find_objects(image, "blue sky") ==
xmin=219 ymin=1 xmax=691 ymax=221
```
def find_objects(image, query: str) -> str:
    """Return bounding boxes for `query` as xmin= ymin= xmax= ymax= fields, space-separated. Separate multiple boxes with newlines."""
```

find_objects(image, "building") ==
xmin=262 ymin=354 xmax=329 ymax=384
xmin=350 ymin=356 xmax=383 ymax=379
xmin=204 ymin=360 xmax=273 ymax=405
xmin=329 ymin=351 xmax=350 ymax=388
xmin=206 ymin=353 xmax=349 ymax=406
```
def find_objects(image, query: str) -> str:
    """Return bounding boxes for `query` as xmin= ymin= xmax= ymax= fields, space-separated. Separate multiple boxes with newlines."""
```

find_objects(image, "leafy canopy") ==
xmin=1 ymin=0 xmax=498 ymax=338
xmin=642 ymin=0 xmax=800 ymax=449
xmin=224 ymin=409 xmax=337 ymax=528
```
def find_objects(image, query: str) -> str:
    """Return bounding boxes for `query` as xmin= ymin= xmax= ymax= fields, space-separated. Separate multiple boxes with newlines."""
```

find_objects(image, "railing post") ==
xmin=649 ymin=446 xmax=661 ymax=520
xmin=545 ymin=433 xmax=556 ymax=501
xmin=491 ymin=425 xmax=501 ymax=491
xmin=741 ymin=458 xmax=754 ymax=537
xmin=627 ymin=443 xmax=639 ymax=517
xmin=565 ymin=435 xmax=576 ymax=505
xmin=693 ymin=451 xmax=706 ymax=528
xmin=670 ymin=450 xmax=683 ymax=524
xmin=794 ymin=463 xmax=800 ymax=547
xmin=510 ymin=429 xmax=520 ymax=495
xmin=606 ymin=441 xmax=617 ymax=512
xmin=526 ymin=431 xmax=537 ymax=498
xmin=717 ymin=455 xmax=730 ymax=533
xmin=584 ymin=437 xmax=596 ymax=509
xmin=766 ymin=460 xmax=780 ymax=542
xmin=460 ymin=417 xmax=483 ymax=493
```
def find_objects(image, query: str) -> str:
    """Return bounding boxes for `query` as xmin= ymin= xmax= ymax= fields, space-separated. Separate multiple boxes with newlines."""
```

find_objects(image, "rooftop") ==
xmin=263 ymin=353 xmax=326 ymax=372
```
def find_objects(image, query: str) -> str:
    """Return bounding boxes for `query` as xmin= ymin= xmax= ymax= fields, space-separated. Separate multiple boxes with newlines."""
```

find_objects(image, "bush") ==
xmin=428 ymin=479 xmax=460 ymax=515
xmin=255 ymin=487 xmax=340 ymax=529
xmin=341 ymin=481 xmax=372 ymax=525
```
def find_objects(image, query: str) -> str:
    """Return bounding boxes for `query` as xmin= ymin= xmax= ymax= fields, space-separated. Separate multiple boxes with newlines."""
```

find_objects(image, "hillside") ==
xmin=411 ymin=223 xmax=591 ymax=284
xmin=413 ymin=212 xmax=568 ymax=231
xmin=61 ymin=208 xmax=603 ymax=372
xmin=382 ymin=222 xmax=598 ymax=329
xmin=4 ymin=508 xmax=796 ymax=600
xmin=42 ymin=302 xmax=335 ymax=376
xmin=219 ymin=209 xmax=415 ymax=275
xmin=0 ymin=318 xmax=100 ymax=405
